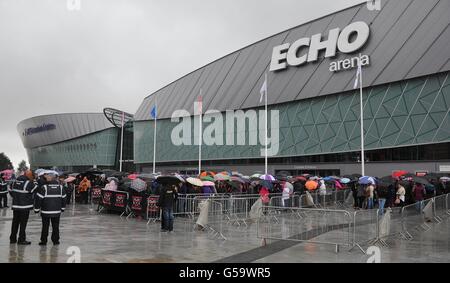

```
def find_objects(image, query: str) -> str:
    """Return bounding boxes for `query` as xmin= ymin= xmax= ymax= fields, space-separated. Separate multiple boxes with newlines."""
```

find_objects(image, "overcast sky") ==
xmin=0 ymin=0 xmax=365 ymax=168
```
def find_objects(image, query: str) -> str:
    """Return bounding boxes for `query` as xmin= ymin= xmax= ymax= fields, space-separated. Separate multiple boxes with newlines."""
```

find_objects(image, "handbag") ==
xmin=394 ymin=198 xmax=400 ymax=205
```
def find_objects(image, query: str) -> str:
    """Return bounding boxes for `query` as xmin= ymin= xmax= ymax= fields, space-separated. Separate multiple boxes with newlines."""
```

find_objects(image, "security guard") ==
xmin=34 ymin=173 xmax=66 ymax=245
xmin=9 ymin=170 xmax=37 ymax=245
xmin=0 ymin=174 xmax=8 ymax=208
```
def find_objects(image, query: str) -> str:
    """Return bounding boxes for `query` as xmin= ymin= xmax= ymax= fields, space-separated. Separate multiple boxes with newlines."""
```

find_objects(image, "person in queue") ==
xmin=395 ymin=182 xmax=406 ymax=207
xmin=78 ymin=176 xmax=91 ymax=204
xmin=34 ymin=173 xmax=66 ymax=245
xmin=9 ymin=170 xmax=37 ymax=245
xmin=157 ymin=184 xmax=178 ymax=233
xmin=0 ymin=174 xmax=9 ymax=208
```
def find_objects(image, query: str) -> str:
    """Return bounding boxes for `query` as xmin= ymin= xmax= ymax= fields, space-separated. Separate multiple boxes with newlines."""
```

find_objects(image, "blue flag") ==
xmin=151 ymin=105 xmax=157 ymax=119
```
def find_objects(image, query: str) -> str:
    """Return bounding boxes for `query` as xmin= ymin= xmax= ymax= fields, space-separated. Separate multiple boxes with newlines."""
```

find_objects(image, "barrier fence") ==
xmin=92 ymin=188 xmax=450 ymax=249
xmin=258 ymin=193 xmax=450 ymax=253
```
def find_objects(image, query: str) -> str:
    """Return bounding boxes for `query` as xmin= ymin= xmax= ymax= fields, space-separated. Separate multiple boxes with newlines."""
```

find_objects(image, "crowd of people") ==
xmin=1 ymin=168 xmax=449 ymax=240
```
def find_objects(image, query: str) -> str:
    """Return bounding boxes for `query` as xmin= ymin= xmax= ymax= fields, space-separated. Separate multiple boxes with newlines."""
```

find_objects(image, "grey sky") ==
xmin=0 ymin=0 xmax=364 ymax=168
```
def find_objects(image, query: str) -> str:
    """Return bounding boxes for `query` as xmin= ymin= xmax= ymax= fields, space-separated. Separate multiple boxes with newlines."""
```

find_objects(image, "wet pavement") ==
xmin=0 ymin=202 xmax=449 ymax=263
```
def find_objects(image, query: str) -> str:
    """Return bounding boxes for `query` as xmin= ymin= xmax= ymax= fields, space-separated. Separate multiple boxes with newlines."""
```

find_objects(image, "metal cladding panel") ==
xmin=363 ymin=0 xmax=439 ymax=86
xmin=410 ymin=25 xmax=450 ymax=77
xmin=316 ymin=0 xmax=391 ymax=95
xmin=134 ymin=0 xmax=450 ymax=121
xmin=17 ymin=113 xmax=113 ymax=149
xmin=171 ymin=68 xmax=205 ymax=117
xmin=293 ymin=6 xmax=362 ymax=102
xmin=375 ymin=0 xmax=448 ymax=84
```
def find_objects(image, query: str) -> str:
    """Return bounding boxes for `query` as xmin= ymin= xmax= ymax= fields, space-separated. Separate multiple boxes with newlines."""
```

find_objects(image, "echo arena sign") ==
xmin=270 ymin=21 xmax=370 ymax=73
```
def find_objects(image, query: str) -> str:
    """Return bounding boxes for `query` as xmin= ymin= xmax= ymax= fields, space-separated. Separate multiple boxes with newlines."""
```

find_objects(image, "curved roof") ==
xmin=17 ymin=113 xmax=114 ymax=149
xmin=135 ymin=0 xmax=450 ymax=121
xmin=103 ymin=108 xmax=134 ymax=128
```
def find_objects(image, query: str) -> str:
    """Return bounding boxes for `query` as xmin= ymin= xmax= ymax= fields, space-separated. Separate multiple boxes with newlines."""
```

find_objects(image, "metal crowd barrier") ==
xmin=146 ymin=195 xmax=161 ymax=224
xmin=257 ymin=206 xmax=353 ymax=253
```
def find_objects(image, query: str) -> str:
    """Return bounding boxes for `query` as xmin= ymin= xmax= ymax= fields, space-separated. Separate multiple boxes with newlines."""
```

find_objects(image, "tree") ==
xmin=17 ymin=160 xmax=28 ymax=173
xmin=0 ymin=152 xmax=13 ymax=171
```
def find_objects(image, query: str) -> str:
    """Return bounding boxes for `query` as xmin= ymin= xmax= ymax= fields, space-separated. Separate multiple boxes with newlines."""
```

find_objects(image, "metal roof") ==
xmin=17 ymin=113 xmax=114 ymax=149
xmin=135 ymin=0 xmax=450 ymax=121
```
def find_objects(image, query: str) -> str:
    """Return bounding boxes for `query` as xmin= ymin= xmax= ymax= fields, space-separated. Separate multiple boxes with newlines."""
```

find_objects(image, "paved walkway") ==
xmin=0 ymin=203 xmax=449 ymax=263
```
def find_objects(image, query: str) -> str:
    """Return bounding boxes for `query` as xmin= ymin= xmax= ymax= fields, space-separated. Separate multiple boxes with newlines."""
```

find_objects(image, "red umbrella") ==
xmin=127 ymin=174 xmax=138 ymax=180
xmin=392 ymin=171 xmax=409 ymax=178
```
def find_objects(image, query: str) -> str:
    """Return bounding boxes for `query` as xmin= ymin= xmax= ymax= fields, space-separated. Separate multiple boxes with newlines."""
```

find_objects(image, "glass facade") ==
xmin=28 ymin=128 xmax=119 ymax=170
xmin=134 ymin=71 xmax=450 ymax=164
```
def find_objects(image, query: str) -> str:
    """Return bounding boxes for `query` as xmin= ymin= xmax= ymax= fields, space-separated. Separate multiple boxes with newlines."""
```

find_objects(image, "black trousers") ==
xmin=10 ymin=210 xmax=30 ymax=242
xmin=0 ymin=193 xmax=7 ymax=207
xmin=81 ymin=191 xmax=89 ymax=204
xmin=41 ymin=216 xmax=60 ymax=244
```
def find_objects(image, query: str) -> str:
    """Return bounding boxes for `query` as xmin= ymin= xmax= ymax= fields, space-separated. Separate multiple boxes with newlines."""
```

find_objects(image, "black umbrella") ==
xmin=156 ymin=175 xmax=182 ymax=186
xmin=378 ymin=176 xmax=397 ymax=184
xmin=411 ymin=176 xmax=430 ymax=185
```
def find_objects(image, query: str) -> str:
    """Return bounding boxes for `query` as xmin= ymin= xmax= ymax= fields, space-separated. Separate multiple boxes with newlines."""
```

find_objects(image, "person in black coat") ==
xmin=34 ymin=173 xmax=66 ymax=245
xmin=0 ymin=174 xmax=9 ymax=208
xmin=9 ymin=170 xmax=37 ymax=245
xmin=157 ymin=184 xmax=178 ymax=232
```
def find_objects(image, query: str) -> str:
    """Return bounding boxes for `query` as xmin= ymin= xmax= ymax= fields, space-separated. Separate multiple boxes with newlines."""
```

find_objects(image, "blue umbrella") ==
xmin=340 ymin=178 xmax=351 ymax=184
xmin=359 ymin=176 xmax=375 ymax=185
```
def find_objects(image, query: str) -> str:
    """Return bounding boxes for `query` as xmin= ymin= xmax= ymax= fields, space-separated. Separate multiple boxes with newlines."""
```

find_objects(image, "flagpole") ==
xmin=153 ymin=97 xmax=157 ymax=174
xmin=199 ymin=90 xmax=202 ymax=176
xmin=265 ymin=73 xmax=268 ymax=176
xmin=119 ymin=111 xmax=125 ymax=172
xmin=359 ymin=53 xmax=365 ymax=176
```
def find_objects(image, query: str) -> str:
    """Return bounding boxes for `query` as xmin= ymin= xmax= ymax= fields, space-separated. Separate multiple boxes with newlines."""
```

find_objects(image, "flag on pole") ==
xmin=353 ymin=59 xmax=362 ymax=89
xmin=197 ymin=96 xmax=203 ymax=115
xmin=150 ymin=105 xmax=157 ymax=119
xmin=260 ymin=76 xmax=267 ymax=103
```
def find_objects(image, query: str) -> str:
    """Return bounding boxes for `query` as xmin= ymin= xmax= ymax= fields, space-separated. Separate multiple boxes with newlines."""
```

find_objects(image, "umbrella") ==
xmin=156 ymin=175 xmax=182 ymax=185
xmin=392 ymin=170 xmax=409 ymax=178
xmin=202 ymin=181 xmax=215 ymax=187
xmin=231 ymin=171 xmax=243 ymax=177
xmin=218 ymin=171 xmax=231 ymax=176
xmin=440 ymin=177 xmax=450 ymax=182
xmin=187 ymin=177 xmax=203 ymax=187
xmin=294 ymin=176 xmax=307 ymax=182
xmin=411 ymin=176 xmax=430 ymax=185
xmin=322 ymin=176 xmax=335 ymax=182
xmin=359 ymin=176 xmax=376 ymax=185
xmin=231 ymin=176 xmax=246 ymax=183
xmin=34 ymin=169 xmax=45 ymax=176
xmin=259 ymin=180 xmax=273 ymax=190
xmin=260 ymin=174 xmax=275 ymax=181
xmin=200 ymin=176 xmax=215 ymax=182
xmin=38 ymin=170 xmax=59 ymax=177
xmin=173 ymin=174 xmax=185 ymax=183
xmin=131 ymin=178 xmax=147 ymax=192
xmin=64 ymin=176 xmax=76 ymax=183
xmin=250 ymin=173 xmax=261 ymax=179
xmin=284 ymin=182 xmax=294 ymax=190
xmin=340 ymin=178 xmax=351 ymax=184
xmin=127 ymin=174 xmax=138 ymax=180
xmin=214 ymin=174 xmax=231 ymax=181
xmin=305 ymin=180 xmax=318 ymax=191
xmin=107 ymin=177 xmax=119 ymax=183
xmin=378 ymin=176 xmax=397 ymax=185
xmin=199 ymin=171 xmax=216 ymax=178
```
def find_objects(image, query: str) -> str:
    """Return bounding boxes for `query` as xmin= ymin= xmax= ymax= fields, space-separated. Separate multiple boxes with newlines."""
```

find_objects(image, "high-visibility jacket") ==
xmin=34 ymin=181 xmax=66 ymax=217
xmin=10 ymin=175 xmax=37 ymax=210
